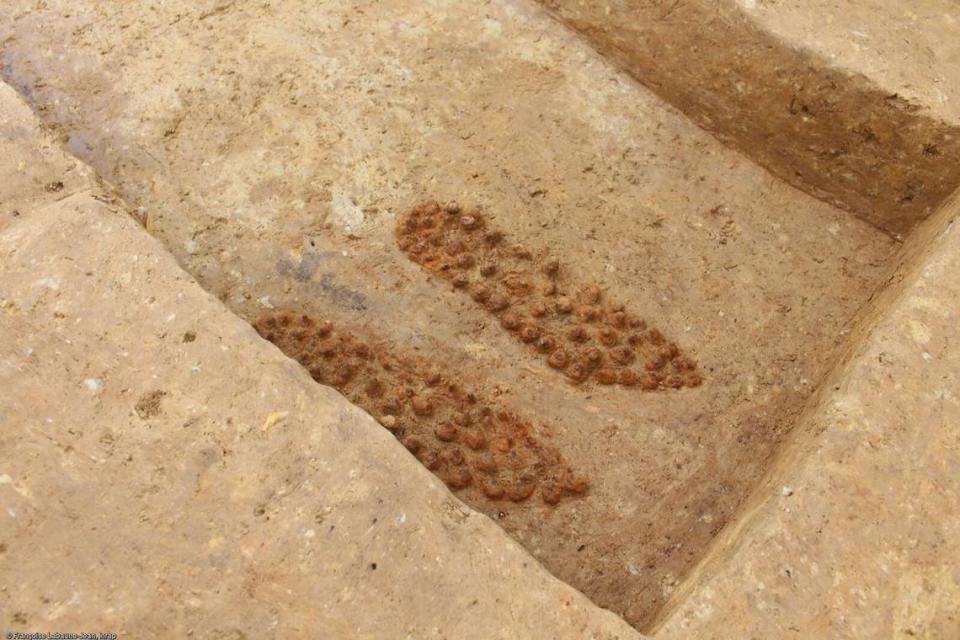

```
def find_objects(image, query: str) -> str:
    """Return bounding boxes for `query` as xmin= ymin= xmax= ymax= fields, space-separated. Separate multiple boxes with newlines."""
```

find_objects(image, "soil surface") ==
xmin=0 ymin=183 xmax=638 ymax=639
xmin=539 ymin=0 xmax=960 ymax=236
xmin=0 ymin=0 xmax=899 ymax=629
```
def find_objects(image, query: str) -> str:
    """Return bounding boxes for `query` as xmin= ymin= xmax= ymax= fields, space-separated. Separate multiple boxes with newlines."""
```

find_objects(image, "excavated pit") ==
xmin=0 ymin=0 xmax=921 ymax=632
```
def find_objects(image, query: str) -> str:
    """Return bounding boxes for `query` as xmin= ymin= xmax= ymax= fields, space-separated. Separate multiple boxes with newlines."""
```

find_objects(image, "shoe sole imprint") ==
xmin=254 ymin=310 xmax=589 ymax=507
xmin=396 ymin=200 xmax=703 ymax=391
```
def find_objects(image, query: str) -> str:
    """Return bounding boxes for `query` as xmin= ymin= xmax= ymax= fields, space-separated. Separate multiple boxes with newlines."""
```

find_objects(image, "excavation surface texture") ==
xmin=0 ymin=0 xmax=898 ymax=629
xmin=538 ymin=0 xmax=960 ymax=236
xmin=656 ymin=192 xmax=960 ymax=639
xmin=0 ymin=165 xmax=637 ymax=639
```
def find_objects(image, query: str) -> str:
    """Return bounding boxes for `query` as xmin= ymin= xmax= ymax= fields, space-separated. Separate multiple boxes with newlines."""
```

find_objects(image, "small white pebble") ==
xmin=781 ymin=486 xmax=794 ymax=497
xmin=261 ymin=411 xmax=289 ymax=432
xmin=84 ymin=378 xmax=103 ymax=392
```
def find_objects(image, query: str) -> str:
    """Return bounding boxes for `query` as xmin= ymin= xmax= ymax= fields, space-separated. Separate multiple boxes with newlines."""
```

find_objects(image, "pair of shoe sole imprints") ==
xmin=255 ymin=200 xmax=702 ymax=507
